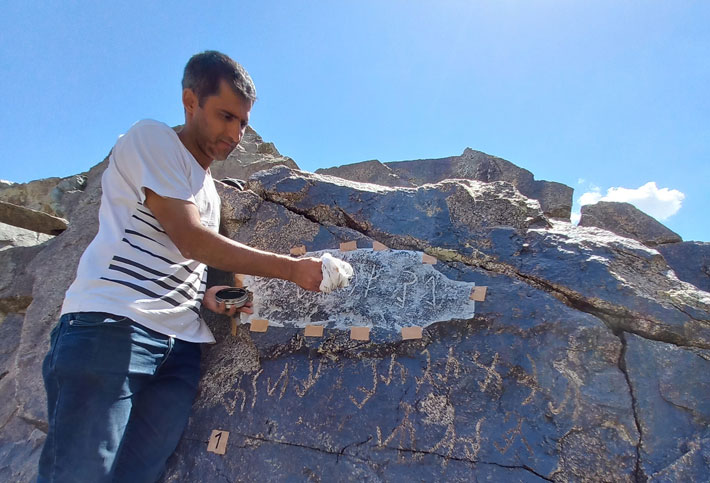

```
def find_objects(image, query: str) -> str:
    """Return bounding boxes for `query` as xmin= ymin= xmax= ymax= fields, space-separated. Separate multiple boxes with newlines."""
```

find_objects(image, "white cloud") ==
xmin=577 ymin=181 xmax=685 ymax=221
xmin=578 ymin=191 xmax=602 ymax=206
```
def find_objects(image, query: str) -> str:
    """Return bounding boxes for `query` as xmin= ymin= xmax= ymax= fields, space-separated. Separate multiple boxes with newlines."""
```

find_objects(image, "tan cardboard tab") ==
xmin=304 ymin=325 xmax=324 ymax=337
xmin=401 ymin=326 xmax=423 ymax=340
xmin=230 ymin=318 xmax=238 ymax=337
xmin=207 ymin=429 xmax=229 ymax=455
xmin=422 ymin=253 xmax=437 ymax=265
xmin=290 ymin=245 xmax=307 ymax=256
xmin=470 ymin=286 xmax=488 ymax=302
xmin=340 ymin=240 xmax=357 ymax=252
xmin=372 ymin=241 xmax=388 ymax=251
xmin=250 ymin=319 xmax=269 ymax=332
xmin=350 ymin=326 xmax=370 ymax=341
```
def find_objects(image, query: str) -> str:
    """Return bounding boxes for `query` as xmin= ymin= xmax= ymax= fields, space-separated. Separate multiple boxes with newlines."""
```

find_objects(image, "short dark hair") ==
xmin=182 ymin=50 xmax=257 ymax=105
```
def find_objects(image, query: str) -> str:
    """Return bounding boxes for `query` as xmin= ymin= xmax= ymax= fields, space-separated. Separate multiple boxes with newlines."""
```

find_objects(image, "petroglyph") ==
xmin=428 ymin=420 xmax=485 ymax=466
xmin=509 ymin=354 xmax=541 ymax=406
xmin=437 ymin=346 xmax=461 ymax=383
xmin=266 ymin=363 xmax=290 ymax=400
xmin=362 ymin=263 xmax=380 ymax=299
xmin=494 ymin=416 xmax=534 ymax=457
xmin=376 ymin=402 xmax=417 ymax=451
xmin=294 ymin=359 xmax=326 ymax=398
xmin=548 ymin=359 xmax=583 ymax=420
xmin=350 ymin=360 xmax=378 ymax=409
xmin=251 ymin=369 xmax=263 ymax=409
xmin=415 ymin=349 xmax=436 ymax=394
xmin=223 ymin=376 xmax=247 ymax=416
xmin=219 ymin=349 xmax=550 ymax=469
xmin=380 ymin=354 xmax=407 ymax=386
xmin=394 ymin=270 xmax=418 ymax=309
xmin=420 ymin=393 xmax=455 ymax=426
xmin=473 ymin=351 xmax=503 ymax=396
xmin=242 ymin=249 xmax=476 ymax=331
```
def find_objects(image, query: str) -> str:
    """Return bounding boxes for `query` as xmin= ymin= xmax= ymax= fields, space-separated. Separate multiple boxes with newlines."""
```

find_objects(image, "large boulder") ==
xmin=317 ymin=159 xmax=415 ymax=188
xmin=1 ymin=151 xmax=709 ymax=481
xmin=657 ymin=241 xmax=710 ymax=293
xmin=247 ymin=166 xmax=549 ymax=246
xmin=579 ymin=201 xmax=682 ymax=247
xmin=159 ymin=171 xmax=709 ymax=481
xmin=0 ymin=202 xmax=67 ymax=236
xmin=318 ymin=148 xmax=574 ymax=220
xmin=0 ymin=175 xmax=87 ymax=218
xmin=246 ymin=166 xmax=710 ymax=349
xmin=209 ymin=126 xmax=299 ymax=182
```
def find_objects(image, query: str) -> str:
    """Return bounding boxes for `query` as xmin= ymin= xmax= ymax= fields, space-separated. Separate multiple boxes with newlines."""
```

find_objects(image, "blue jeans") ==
xmin=37 ymin=312 xmax=201 ymax=483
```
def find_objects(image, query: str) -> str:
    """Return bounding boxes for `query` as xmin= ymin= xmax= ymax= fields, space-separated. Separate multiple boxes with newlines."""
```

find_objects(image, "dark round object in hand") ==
xmin=214 ymin=287 xmax=252 ymax=308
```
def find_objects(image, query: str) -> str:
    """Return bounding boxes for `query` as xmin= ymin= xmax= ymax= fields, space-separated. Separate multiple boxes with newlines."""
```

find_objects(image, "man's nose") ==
xmin=229 ymin=124 xmax=243 ymax=145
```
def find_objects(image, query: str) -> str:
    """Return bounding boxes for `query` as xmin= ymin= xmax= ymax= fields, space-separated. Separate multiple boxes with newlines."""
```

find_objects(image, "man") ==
xmin=38 ymin=51 xmax=324 ymax=482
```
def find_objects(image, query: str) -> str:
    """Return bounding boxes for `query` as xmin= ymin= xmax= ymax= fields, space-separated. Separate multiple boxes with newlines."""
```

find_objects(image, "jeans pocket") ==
xmin=67 ymin=312 xmax=131 ymax=327
xmin=45 ymin=317 xmax=68 ymax=371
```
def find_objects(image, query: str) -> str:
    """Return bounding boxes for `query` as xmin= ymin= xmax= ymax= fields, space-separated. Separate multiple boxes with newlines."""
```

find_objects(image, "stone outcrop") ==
xmin=208 ymin=126 xmax=299 ymax=182
xmin=159 ymin=168 xmax=709 ymax=481
xmin=0 ymin=202 xmax=67 ymax=236
xmin=0 ymin=175 xmax=87 ymax=218
xmin=579 ymin=201 xmax=683 ymax=247
xmin=657 ymin=241 xmax=710 ymax=293
xmin=317 ymin=159 xmax=414 ymax=188
xmin=0 ymin=159 xmax=106 ymax=481
xmin=317 ymin=148 xmax=574 ymax=220
xmin=1 ymin=140 xmax=709 ymax=481
xmin=0 ymin=223 xmax=52 ymax=251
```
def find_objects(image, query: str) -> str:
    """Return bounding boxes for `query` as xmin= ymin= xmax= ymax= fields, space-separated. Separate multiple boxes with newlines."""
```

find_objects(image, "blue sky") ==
xmin=1 ymin=1 xmax=708 ymax=241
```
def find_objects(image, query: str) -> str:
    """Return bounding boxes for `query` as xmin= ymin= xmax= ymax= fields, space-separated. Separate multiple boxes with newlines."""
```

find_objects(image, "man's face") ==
xmin=188 ymin=79 xmax=252 ymax=162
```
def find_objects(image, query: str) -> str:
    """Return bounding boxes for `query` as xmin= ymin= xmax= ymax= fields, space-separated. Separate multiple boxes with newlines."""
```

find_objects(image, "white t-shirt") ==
xmin=61 ymin=119 xmax=219 ymax=343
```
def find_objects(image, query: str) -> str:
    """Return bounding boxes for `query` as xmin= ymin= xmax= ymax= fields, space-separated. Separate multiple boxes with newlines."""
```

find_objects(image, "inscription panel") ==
xmin=242 ymin=249 xmax=477 ymax=331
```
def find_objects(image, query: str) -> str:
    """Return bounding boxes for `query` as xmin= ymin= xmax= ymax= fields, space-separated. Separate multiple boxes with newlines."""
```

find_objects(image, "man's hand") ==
xmin=203 ymin=285 xmax=254 ymax=316
xmin=291 ymin=257 xmax=323 ymax=292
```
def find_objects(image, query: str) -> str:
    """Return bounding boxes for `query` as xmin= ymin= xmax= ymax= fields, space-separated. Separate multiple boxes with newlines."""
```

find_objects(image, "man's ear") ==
xmin=182 ymin=88 xmax=198 ymax=116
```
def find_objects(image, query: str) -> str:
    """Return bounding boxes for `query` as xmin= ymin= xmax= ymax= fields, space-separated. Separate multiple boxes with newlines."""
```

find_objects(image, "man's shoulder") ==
xmin=124 ymin=119 xmax=176 ymax=138
xmin=115 ymin=119 xmax=182 ymax=155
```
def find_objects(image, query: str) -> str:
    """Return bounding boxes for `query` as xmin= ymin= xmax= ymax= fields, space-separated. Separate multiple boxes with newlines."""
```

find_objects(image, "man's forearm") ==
xmin=183 ymin=225 xmax=296 ymax=281
xmin=143 ymin=188 xmax=322 ymax=291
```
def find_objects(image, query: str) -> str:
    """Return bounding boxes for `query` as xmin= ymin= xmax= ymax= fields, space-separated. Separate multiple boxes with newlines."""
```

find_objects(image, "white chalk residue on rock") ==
xmin=241 ymin=249 xmax=476 ymax=331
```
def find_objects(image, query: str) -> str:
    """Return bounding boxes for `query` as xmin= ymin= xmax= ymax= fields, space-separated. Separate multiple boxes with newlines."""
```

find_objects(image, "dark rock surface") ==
xmin=318 ymin=148 xmax=574 ymax=220
xmin=247 ymin=166 xmax=549 ymax=244
xmin=247 ymin=167 xmax=710 ymax=349
xmin=164 ymin=228 xmax=641 ymax=481
xmin=317 ymin=159 xmax=415 ymax=188
xmin=657 ymin=241 xmax=710 ymax=293
xmin=164 ymin=170 xmax=707 ymax=481
xmin=1 ymin=141 xmax=709 ymax=481
xmin=623 ymin=333 xmax=710 ymax=479
xmin=579 ymin=201 xmax=683 ymax=247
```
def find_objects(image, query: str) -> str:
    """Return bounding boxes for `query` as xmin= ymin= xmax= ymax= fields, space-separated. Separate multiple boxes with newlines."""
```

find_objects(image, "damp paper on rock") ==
xmin=319 ymin=252 xmax=354 ymax=293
